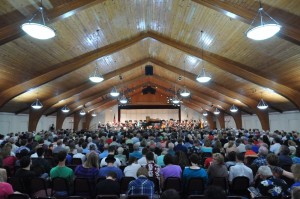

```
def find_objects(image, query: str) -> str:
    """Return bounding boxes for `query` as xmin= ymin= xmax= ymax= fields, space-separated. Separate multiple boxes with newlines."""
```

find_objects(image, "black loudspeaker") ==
xmin=145 ymin=65 xmax=153 ymax=75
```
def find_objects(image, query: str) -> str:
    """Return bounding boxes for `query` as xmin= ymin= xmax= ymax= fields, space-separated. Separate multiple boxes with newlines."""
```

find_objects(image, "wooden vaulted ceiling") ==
xmin=0 ymin=0 xmax=300 ymax=118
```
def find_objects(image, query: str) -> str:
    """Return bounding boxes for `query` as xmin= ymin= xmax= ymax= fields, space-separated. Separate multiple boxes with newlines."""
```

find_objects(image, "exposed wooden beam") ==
xmin=0 ymin=32 xmax=147 ymax=109
xmin=148 ymin=31 xmax=300 ymax=110
xmin=15 ymin=58 xmax=150 ymax=114
xmin=192 ymin=0 xmax=300 ymax=45
xmin=150 ymin=58 xmax=281 ymax=114
xmin=0 ymin=0 xmax=107 ymax=45
xmin=46 ymin=77 xmax=144 ymax=116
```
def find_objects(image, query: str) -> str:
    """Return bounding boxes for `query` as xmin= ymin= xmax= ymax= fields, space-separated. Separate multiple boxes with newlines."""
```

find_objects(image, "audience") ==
xmin=207 ymin=153 xmax=228 ymax=184
xmin=98 ymin=155 xmax=123 ymax=181
xmin=96 ymin=171 xmax=120 ymax=196
xmin=124 ymin=156 xmax=141 ymax=179
xmin=160 ymin=154 xmax=182 ymax=187
xmin=229 ymin=152 xmax=253 ymax=184
xmin=74 ymin=151 xmax=99 ymax=179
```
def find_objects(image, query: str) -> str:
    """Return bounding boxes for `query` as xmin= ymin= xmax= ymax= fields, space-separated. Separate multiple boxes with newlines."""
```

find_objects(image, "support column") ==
xmin=231 ymin=111 xmax=242 ymax=129
xmin=28 ymin=108 xmax=43 ymax=132
xmin=82 ymin=113 xmax=93 ymax=130
xmin=256 ymin=110 xmax=270 ymax=131
xmin=217 ymin=111 xmax=225 ymax=129
xmin=206 ymin=112 xmax=216 ymax=129
xmin=73 ymin=112 xmax=81 ymax=131
xmin=56 ymin=111 xmax=67 ymax=130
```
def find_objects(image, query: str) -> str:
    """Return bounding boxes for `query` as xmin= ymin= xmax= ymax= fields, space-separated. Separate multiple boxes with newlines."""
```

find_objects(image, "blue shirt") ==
xmin=128 ymin=176 xmax=154 ymax=199
xmin=98 ymin=166 xmax=123 ymax=181
xmin=99 ymin=150 xmax=108 ymax=159
xmin=182 ymin=167 xmax=208 ymax=189
xmin=129 ymin=151 xmax=142 ymax=159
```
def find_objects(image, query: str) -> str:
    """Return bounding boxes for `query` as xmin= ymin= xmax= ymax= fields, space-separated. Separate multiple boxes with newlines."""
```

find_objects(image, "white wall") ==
xmin=180 ymin=105 xmax=202 ymax=121
xmin=224 ymin=111 xmax=300 ymax=132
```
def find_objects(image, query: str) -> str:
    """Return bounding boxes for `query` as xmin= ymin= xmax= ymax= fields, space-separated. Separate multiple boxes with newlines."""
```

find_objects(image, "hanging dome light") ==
xmin=91 ymin=112 xmax=97 ymax=117
xmin=214 ymin=108 xmax=220 ymax=115
xmin=230 ymin=104 xmax=238 ymax=113
xmin=21 ymin=7 xmax=55 ymax=40
xmin=172 ymin=95 xmax=180 ymax=104
xmin=31 ymin=99 xmax=43 ymax=110
xmin=203 ymin=111 xmax=208 ymax=116
xmin=61 ymin=105 xmax=70 ymax=113
xmin=257 ymin=99 xmax=268 ymax=110
xmin=89 ymin=67 xmax=104 ymax=83
xmin=119 ymin=95 xmax=128 ymax=104
xmin=196 ymin=68 xmax=211 ymax=83
xmin=180 ymin=86 xmax=191 ymax=97
xmin=110 ymin=87 xmax=120 ymax=97
xmin=79 ymin=109 xmax=86 ymax=116
xmin=246 ymin=4 xmax=281 ymax=40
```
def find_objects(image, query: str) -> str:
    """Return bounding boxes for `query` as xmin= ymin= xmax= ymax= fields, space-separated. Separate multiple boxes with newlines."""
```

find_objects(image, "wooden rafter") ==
xmin=192 ymin=0 xmax=300 ymax=45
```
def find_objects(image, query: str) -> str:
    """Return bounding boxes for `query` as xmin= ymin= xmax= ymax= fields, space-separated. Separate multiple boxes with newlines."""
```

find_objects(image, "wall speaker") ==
xmin=145 ymin=65 xmax=153 ymax=75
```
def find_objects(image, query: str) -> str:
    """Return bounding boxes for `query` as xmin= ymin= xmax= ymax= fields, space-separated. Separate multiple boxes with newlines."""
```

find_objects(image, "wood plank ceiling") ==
xmin=0 ymin=0 xmax=300 ymax=119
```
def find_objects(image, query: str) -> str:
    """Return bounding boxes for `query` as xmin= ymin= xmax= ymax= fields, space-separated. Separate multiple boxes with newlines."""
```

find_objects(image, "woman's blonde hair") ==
xmin=1 ymin=143 xmax=12 ymax=158
xmin=228 ymin=141 xmax=234 ymax=148
xmin=291 ymin=164 xmax=300 ymax=181
xmin=84 ymin=152 xmax=99 ymax=169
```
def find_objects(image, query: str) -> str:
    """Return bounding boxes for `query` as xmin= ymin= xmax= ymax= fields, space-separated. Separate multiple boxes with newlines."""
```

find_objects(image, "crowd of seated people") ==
xmin=0 ymin=123 xmax=299 ymax=199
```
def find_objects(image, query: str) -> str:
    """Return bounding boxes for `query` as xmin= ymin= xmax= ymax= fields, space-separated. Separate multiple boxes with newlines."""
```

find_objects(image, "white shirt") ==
xmin=73 ymin=153 xmax=86 ymax=163
xmin=229 ymin=162 xmax=253 ymax=184
xmin=270 ymin=143 xmax=281 ymax=155
xmin=237 ymin=143 xmax=246 ymax=153
xmin=123 ymin=163 xmax=141 ymax=179
xmin=137 ymin=157 xmax=147 ymax=166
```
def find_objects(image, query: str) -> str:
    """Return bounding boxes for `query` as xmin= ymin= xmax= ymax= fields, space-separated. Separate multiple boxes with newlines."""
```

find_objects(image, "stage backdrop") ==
xmin=120 ymin=109 xmax=179 ymax=123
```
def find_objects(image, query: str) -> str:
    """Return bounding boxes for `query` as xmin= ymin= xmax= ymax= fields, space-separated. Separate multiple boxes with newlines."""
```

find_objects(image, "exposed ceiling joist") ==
xmin=0 ymin=0 xmax=107 ymax=45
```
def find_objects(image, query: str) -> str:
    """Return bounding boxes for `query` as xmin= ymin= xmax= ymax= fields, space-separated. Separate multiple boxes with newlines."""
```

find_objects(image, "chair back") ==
xmin=73 ymin=177 xmax=93 ymax=197
xmin=51 ymin=177 xmax=70 ymax=196
xmin=8 ymin=194 xmax=30 ymax=199
xmin=163 ymin=177 xmax=181 ymax=193
xmin=96 ymin=195 xmax=119 ymax=199
xmin=186 ymin=177 xmax=205 ymax=195
xmin=8 ymin=177 xmax=25 ymax=193
xmin=227 ymin=196 xmax=242 ymax=199
xmin=211 ymin=177 xmax=228 ymax=192
xmin=71 ymin=158 xmax=82 ymax=165
xmin=148 ymin=177 xmax=160 ymax=194
xmin=120 ymin=177 xmax=135 ymax=193
xmin=253 ymin=197 xmax=270 ymax=199
xmin=230 ymin=176 xmax=249 ymax=195
xmin=30 ymin=177 xmax=50 ymax=198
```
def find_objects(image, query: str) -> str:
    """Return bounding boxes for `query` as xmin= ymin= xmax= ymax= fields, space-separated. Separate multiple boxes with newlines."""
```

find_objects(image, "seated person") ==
xmin=182 ymin=153 xmax=208 ymax=191
xmin=127 ymin=167 xmax=155 ymax=199
xmin=253 ymin=166 xmax=289 ymax=199
xmin=160 ymin=154 xmax=182 ymax=188
xmin=96 ymin=171 xmax=120 ymax=196
xmin=75 ymin=151 xmax=99 ymax=180
xmin=204 ymin=185 xmax=226 ymax=199
xmin=14 ymin=156 xmax=37 ymax=194
xmin=50 ymin=150 xmax=74 ymax=182
xmin=207 ymin=153 xmax=228 ymax=184
xmin=229 ymin=153 xmax=253 ymax=185
xmin=160 ymin=189 xmax=180 ymax=199
xmin=98 ymin=155 xmax=123 ymax=181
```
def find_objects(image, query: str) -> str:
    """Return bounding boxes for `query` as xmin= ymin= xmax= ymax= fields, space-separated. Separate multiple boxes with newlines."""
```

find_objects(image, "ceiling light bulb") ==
xmin=203 ymin=111 xmax=208 ymax=116
xmin=246 ymin=7 xmax=281 ymax=40
xmin=31 ymin=99 xmax=43 ymax=110
xmin=91 ymin=112 xmax=97 ymax=117
xmin=196 ymin=68 xmax=211 ymax=83
xmin=257 ymin=99 xmax=268 ymax=110
xmin=61 ymin=105 xmax=70 ymax=113
xmin=21 ymin=7 xmax=55 ymax=40
xmin=89 ymin=67 xmax=104 ymax=83
xmin=79 ymin=109 xmax=86 ymax=115
xmin=110 ymin=87 xmax=120 ymax=97
xmin=214 ymin=108 xmax=220 ymax=115
xmin=119 ymin=95 xmax=128 ymax=104
xmin=172 ymin=95 xmax=180 ymax=104
xmin=230 ymin=104 xmax=238 ymax=113
xmin=180 ymin=87 xmax=190 ymax=97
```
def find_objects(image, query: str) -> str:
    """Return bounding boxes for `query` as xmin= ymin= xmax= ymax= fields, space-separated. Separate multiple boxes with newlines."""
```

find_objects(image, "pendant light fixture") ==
xmin=214 ymin=108 xmax=220 ymax=115
xmin=203 ymin=111 xmax=208 ymax=116
xmin=230 ymin=104 xmax=238 ymax=113
xmin=257 ymin=99 xmax=268 ymax=110
xmin=21 ymin=1 xmax=55 ymax=40
xmin=196 ymin=30 xmax=211 ymax=83
xmin=119 ymin=95 xmax=128 ymax=104
xmin=172 ymin=95 xmax=180 ymax=104
xmin=91 ymin=112 xmax=97 ymax=117
xmin=31 ymin=99 xmax=43 ymax=110
xmin=110 ymin=86 xmax=120 ymax=97
xmin=246 ymin=1 xmax=281 ymax=40
xmin=180 ymin=61 xmax=191 ymax=97
xmin=89 ymin=30 xmax=104 ymax=83
xmin=61 ymin=105 xmax=70 ymax=113
xmin=180 ymin=86 xmax=190 ymax=97
xmin=79 ymin=109 xmax=86 ymax=116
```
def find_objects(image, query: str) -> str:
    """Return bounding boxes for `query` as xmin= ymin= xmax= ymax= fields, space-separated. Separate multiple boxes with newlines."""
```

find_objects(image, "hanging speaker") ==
xmin=145 ymin=65 xmax=153 ymax=75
